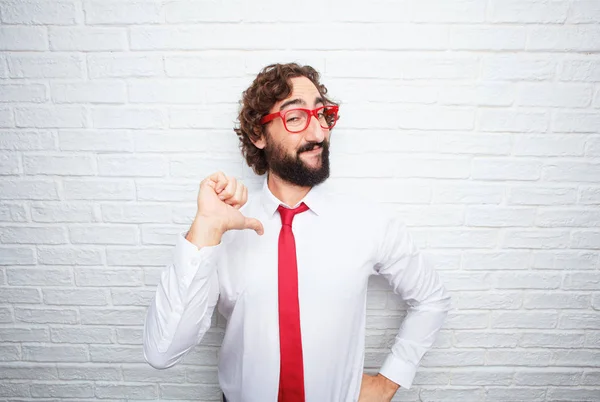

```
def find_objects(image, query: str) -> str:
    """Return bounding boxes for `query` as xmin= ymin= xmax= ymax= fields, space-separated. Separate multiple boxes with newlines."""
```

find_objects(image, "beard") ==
xmin=264 ymin=137 xmax=330 ymax=187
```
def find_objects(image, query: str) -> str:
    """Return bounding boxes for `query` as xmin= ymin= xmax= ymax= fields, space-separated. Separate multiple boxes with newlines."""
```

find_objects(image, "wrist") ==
xmin=186 ymin=216 xmax=225 ymax=248
xmin=377 ymin=373 xmax=400 ymax=397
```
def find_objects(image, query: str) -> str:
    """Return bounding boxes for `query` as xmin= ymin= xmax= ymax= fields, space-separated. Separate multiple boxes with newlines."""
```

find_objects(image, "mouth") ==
xmin=301 ymin=145 xmax=322 ymax=155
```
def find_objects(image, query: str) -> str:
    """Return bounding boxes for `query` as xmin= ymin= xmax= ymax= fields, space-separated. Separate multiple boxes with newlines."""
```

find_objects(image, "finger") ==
xmin=225 ymin=182 xmax=245 ymax=207
xmin=244 ymin=217 xmax=264 ymax=235
xmin=208 ymin=171 xmax=228 ymax=194
xmin=219 ymin=176 xmax=237 ymax=201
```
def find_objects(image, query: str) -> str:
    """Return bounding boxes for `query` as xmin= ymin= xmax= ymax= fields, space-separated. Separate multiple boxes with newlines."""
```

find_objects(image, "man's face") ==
xmin=257 ymin=76 xmax=332 ymax=187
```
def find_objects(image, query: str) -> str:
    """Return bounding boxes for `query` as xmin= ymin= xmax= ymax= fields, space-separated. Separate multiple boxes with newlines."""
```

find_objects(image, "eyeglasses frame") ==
xmin=259 ymin=105 xmax=339 ymax=133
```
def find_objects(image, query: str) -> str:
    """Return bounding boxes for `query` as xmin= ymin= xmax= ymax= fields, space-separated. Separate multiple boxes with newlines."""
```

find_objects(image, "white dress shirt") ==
xmin=143 ymin=178 xmax=451 ymax=402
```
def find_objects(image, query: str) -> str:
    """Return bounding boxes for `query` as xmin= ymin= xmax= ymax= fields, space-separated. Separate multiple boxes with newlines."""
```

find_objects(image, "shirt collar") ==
xmin=260 ymin=176 xmax=327 ymax=217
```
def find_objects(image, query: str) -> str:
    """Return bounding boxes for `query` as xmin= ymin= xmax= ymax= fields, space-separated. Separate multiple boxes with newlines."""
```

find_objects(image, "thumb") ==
xmin=244 ymin=217 xmax=264 ymax=235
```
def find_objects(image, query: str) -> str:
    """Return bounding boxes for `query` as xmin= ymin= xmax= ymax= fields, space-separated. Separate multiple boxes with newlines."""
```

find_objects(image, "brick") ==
xmin=59 ymin=130 xmax=133 ymax=152
xmin=23 ymin=345 xmax=88 ymax=362
xmin=63 ymin=179 xmax=135 ymax=200
xmin=482 ymin=55 xmax=556 ymax=81
xmin=411 ymin=0 xmax=486 ymax=22
xmin=544 ymin=161 xmax=600 ymax=182
xmin=421 ymin=350 xmax=485 ymax=368
xmin=0 ymin=84 xmax=47 ymax=103
xmin=587 ymin=136 xmax=600 ymax=156
xmin=451 ymin=368 xmax=514 ymax=386
xmin=0 ymin=382 xmax=29 ymax=397
xmin=43 ymin=288 xmax=108 ymax=306
xmin=31 ymin=202 xmax=95 ymax=223
xmin=502 ymin=230 xmax=570 ymax=249
xmin=0 ymin=364 xmax=57 ymax=379
xmin=160 ymin=384 xmax=221 ymax=400
xmin=166 ymin=54 xmax=245 ymax=77
xmin=0 ymin=0 xmax=80 ymax=24
xmin=0 ymin=130 xmax=55 ymax=151
xmin=435 ymin=133 xmax=512 ymax=156
xmin=479 ymin=109 xmax=547 ymax=133
xmin=165 ymin=0 xmax=241 ymax=22
xmin=524 ymin=293 xmax=590 ymax=309
xmin=98 ymin=155 xmax=167 ymax=177
xmin=561 ymin=59 xmax=600 ymax=81
xmin=88 ymin=53 xmax=164 ymax=78
xmin=553 ymin=111 xmax=600 ymax=133
xmin=450 ymin=26 xmax=525 ymax=51
xmin=462 ymin=251 xmax=530 ymax=270
xmin=116 ymin=327 xmax=142 ymax=344
xmin=85 ymin=0 xmax=161 ymax=24
xmin=433 ymin=182 xmax=503 ymax=204
xmin=81 ymin=308 xmax=145 ymax=326
xmin=7 ymin=267 xmax=72 ymax=286
xmin=0 ymin=26 xmax=47 ymax=51
xmin=186 ymin=367 xmax=219 ymax=384
xmin=420 ymin=388 xmax=483 ymax=402
xmin=23 ymin=154 xmax=96 ymax=176
xmin=106 ymin=246 xmax=172 ymax=266
xmin=0 ymin=178 xmax=60 ymax=200
xmin=0 ymin=344 xmax=20 ymax=361
xmin=101 ymin=203 xmax=170 ymax=223
xmin=15 ymin=307 xmax=78 ymax=325
xmin=51 ymin=327 xmax=113 ymax=343
xmin=563 ymin=272 xmax=600 ymax=290
xmin=122 ymin=364 xmax=186 ymax=382
xmin=0 ymin=151 xmax=19 ymax=174
xmin=95 ymin=383 xmax=158 ymax=399
xmin=0 ymin=203 xmax=27 ymax=222
xmin=0 ymin=306 xmax=12 ymax=323
xmin=169 ymin=155 xmax=244 ymax=179
xmin=0 ymin=328 xmax=49 ymax=343
xmin=569 ymin=0 xmax=600 ymax=23
xmin=0 ymin=287 xmax=41 ymax=304
xmin=15 ymin=106 xmax=86 ymax=128
xmin=580 ymin=186 xmax=600 ymax=204
xmin=492 ymin=311 xmax=557 ymax=329
xmin=487 ymin=350 xmax=552 ymax=366
xmin=536 ymin=208 xmax=600 ymax=227
xmin=547 ymin=388 xmax=600 ymax=401
xmin=532 ymin=251 xmax=598 ymax=270
xmin=472 ymin=158 xmax=541 ymax=181
xmin=454 ymin=331 xmax=519 ymax=348
xmin=51 ymin=81 xmax=126 ymax=104
xmin=111 ymin=288 xmax=155 ymax=306
xmin=514 ymin=135 xmax=586 ymax=157
xmin=69 ymin=225 xmax=139 ymax=245
xmin=0 ymin=226 xmax=67 ymax=244
xmin=136 ymin=181 xmax=196 ymax=202
xmin=388 ymin=205 xmax=464 ymax=227
xmin=582 ymin=371 xmax=600 ymax=386
xmin=7 ymin=53 xmax=83 ymax=79
xmin=428 ymin=229 xmax=497 ymax=249
xmin=442 ymin=311 xmax=488 ymax=329
xmin=49 ymin=27 xmax=127 ymax=51
xmin=37 ymin=246 xmax=104 ymax=265
xmin=520 ymin=332 xmax=585 ymax=349
xmin=493 ymin=272 xmax=562 ymax=290
xmin=439 ymin=271 xmax=491 ymax=291
xmin=90 ymin=345 xmax=145 ymax=363
xmin=0 ymin=106 xmax=14 ymax=127
xmin=571 ymin=231 xmax=600 ymax=249
xmin=58 ymin=365 xmax=121 ymax=381
xmin=552 ymin=350 xmax=600 ymax=366
xmin=517 ymin=83 xmax=592 ymax=108
xmin=486 ymin=387 xmax=546 ymax=401
xmin=466 ymin=207 xmax=535 ymax=227
xmin=134 ymin=130 xmax=237 ymax=153
xmin=75 ymin=267 xmax=143 ymax=286
xmin=559 ymin=312 xmax=600 ymax=329
xmin=141 ymin=225 xmax=185 ymax=245
xmin=529 ymin=26 xmax=600 ymax=52
xmin=31 ymin=383 xmax=94 ymax=398
xmin=509 ymin=185 xmax=577 ymax=206
xmin=92 ymin=106 xmax=166 ymax=129
xmin=490 ymin=0 xmax=569 ymax=23
xmin=128 ymin=78 xmax=246 ymax=104
xmin=169 ymin=105 xmax=237 ymax=129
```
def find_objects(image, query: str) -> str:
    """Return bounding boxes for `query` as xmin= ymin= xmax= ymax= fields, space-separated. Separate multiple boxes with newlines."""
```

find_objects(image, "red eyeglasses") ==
xmin=260 ymin=105 xmax=339 ymax=133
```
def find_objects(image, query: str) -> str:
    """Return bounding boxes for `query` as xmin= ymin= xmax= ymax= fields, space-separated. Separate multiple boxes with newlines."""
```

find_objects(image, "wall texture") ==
xmin=1 ymin=0 xmax=599 ymax=401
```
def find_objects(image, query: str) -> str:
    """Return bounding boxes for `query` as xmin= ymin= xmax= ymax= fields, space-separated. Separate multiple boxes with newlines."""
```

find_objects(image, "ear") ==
xmin=251 ymin=128 xmax=266 ymax=150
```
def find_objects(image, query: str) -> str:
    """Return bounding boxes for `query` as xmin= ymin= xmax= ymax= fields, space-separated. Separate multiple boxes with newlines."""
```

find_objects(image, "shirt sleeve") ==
xmin=374 ymin=213 xmax=451 ymax=389
xmin=143 ymin=231 xmax=221 ymax=369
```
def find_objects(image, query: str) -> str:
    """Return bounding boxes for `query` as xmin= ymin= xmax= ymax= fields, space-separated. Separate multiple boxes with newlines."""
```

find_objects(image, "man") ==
xmin=143 ymin=63 xmax=451 ymax=402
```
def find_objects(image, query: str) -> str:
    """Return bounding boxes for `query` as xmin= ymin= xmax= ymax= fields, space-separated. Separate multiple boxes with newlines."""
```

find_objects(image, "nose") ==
xmin=303 ymin=114 xmax=327 ymax=143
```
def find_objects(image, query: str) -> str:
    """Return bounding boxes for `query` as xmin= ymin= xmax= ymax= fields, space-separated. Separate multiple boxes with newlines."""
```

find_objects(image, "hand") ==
xmin=187 ymin=172 xmax=264 ymax=247
xmin=358 ymin=373 xmax=400 ymax=402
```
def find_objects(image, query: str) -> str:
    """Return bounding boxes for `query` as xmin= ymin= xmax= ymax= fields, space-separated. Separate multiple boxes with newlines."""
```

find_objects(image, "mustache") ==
xmin=298 ymin=141 xmax=326 ymax=154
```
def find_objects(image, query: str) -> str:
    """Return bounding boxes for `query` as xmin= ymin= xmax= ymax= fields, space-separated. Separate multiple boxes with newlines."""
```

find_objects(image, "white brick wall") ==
xmin=0 ymin=0 xmax=598 ymax=401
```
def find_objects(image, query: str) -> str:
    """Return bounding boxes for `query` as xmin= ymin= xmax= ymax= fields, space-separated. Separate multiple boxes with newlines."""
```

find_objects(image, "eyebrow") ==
xmin=278 ymin=96 xmax=325 ymax=112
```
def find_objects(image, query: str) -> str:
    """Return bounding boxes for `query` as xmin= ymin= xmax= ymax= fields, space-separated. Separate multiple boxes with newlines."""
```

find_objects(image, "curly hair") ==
xmin=234 ymin=63 xmax=338 ymax=176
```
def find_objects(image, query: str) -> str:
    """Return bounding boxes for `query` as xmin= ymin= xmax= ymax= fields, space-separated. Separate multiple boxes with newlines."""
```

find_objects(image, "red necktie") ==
xmin=277 ymin=203 xmax=309 ymax=402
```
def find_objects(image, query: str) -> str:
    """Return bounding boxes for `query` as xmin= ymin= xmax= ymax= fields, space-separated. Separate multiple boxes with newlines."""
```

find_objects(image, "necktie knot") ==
xmin=278 ymin=203 xmax=309 ymax=227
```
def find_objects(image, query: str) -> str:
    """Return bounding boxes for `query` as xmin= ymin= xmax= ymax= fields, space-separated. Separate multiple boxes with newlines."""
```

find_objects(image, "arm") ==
xmin=142 ymin=219 xmax=223 ymax=369
xmin=375 ymin=214 xmax=451 ymax=389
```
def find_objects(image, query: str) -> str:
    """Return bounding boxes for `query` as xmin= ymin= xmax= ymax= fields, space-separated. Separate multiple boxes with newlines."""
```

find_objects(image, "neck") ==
xmin=267 ymin=172 xmax=311 ymax=207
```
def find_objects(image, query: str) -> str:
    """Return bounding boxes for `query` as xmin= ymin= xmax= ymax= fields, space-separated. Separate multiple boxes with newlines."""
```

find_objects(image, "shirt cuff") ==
xmin=174 ymin=231 xmax=221 ymax=285
xmin=379 ymin=353 xmax=417 ymax=389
